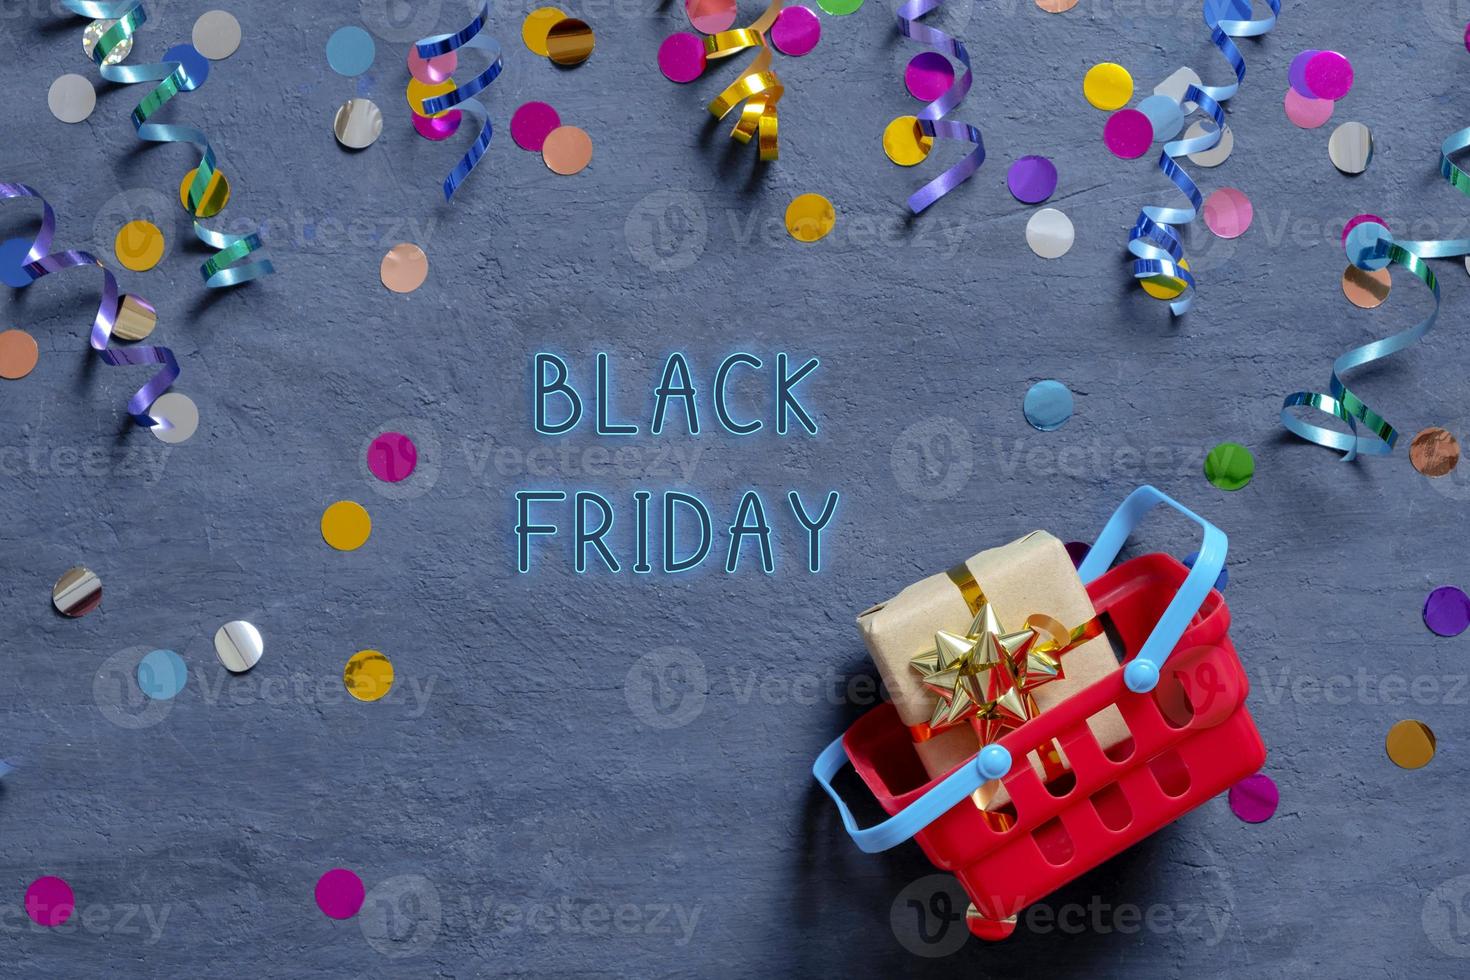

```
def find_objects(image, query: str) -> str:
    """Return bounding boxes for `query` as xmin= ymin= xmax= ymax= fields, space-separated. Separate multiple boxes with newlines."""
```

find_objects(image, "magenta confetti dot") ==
xmin=1006 ymin=155 xmax=1058 ymax=204
xmin=1304 ymin=50 xmax=1353 ymax=101
xmin=1103 ymin=109 xmax=1153 ymax=159
xmin=24 ymin=876 xmax=75 ymax=928
xmin=905 ymin=51 xmax=953 ymax=102
xmin=510 ymin=101 xmax=561 ymax=152
xmin=658 ymin=32 xmax=707 ymax=84
xmin=1283 ymin=87 xmax=1333 ymax=129
xmin=1203 ymin=187 xmax=1253 ymax=239
xmin=1228 ymin=773 xmax=1278 ymax=824
xmin=1424 ymin=586 xmax=1470 ymax=637
xmin=367 ymin=431 xmax=418 ymax=483
xmin=770 ymin=5 xmax=821 ymax=57
xmin=1341 ymin=212 xmax=1388 ymax=246
xmin=408 ymin=46 xmax=456 ymax=84
xmin=315 ymin=868 xmax=365 ymax=920
xmin=412 ymin=109 xmax=461 ymax=142
xmin=1288 ymin=49 xmax=1319 ymax=98
xmin=1465 ymin=22 xmax=1470 ymax=55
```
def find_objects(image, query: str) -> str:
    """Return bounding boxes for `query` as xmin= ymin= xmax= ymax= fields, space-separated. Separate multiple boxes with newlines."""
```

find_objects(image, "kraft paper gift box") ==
xmin=856 ymin=530 xmax=1127 ymax=809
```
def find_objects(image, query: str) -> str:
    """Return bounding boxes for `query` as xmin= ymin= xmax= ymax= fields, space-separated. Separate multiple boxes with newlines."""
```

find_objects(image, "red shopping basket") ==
xmin=813 ymin=486 xmax=1266 ymax=939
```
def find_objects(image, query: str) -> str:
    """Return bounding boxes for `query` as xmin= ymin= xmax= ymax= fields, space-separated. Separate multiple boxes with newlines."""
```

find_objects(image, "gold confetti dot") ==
xmin=1141 ymin=258 xmax=1190 ymax=301
xmin=114 ymin=220 xmax=165 ymax=272
xmin=522 ymin=7 xmax=567 ymax=57
xmin=321 ymin=500 xmax=372 ymax=551
xmin=1083 ymin=62 xmax=1133 ymax=111
xmin=785 ymin=193 xmax=836 ymax=243
xmin=407 ymin=77 xmax=456 ymax=118
xmin=1410 ymin=427 xmax=1460 ymax=478
xmin=344 ymin=649 xmax=395 ymax=702
xmin=883 ymin=115 xmax=932 ymax=167
xmin=179 ymin=167 xmax=230 ymax=218
xmin=1386 ymin=719 xmax=1435 ymax=769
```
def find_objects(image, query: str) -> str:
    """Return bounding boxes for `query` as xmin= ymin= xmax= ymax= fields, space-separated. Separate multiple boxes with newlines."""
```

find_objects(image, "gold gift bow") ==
xmin=703 ymin=0 xmax=784 ymax=161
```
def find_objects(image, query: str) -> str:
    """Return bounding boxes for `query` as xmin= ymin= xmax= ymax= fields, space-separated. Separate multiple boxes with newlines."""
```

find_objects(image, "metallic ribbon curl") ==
xmin=415 ymin=2 xmax=504 ymax=200
xmin=1280 ymin=128 xmax=1470 ymax=460
xmin=0 ymin=182 xmax=178 ymax=430
xmin=895 ymin=0 xmax=983 ymax=214
xmin=1127 ymin=0 xmax=1279 ymax=314
xmin=704 ymin=2 xmax=784 ymax=161
xmin=63 ymin=0 xmax=273 ymax=287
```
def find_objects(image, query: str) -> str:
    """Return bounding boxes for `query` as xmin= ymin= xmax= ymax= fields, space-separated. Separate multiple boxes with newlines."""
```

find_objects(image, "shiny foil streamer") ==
xmin=1126 ymin=0 xmax=1279 ymax=314
xmin=413 ymin=2 xmax=505 ymax=200
xmin=0 ymin=182 xmax=178 ymax=429
xmin=701 ymin=1 xmax=785 ymax=161
xmin=895 ymin=0 xmax=983 ymax=213
xmin=63 ymin=1 xmax=273 ymax=289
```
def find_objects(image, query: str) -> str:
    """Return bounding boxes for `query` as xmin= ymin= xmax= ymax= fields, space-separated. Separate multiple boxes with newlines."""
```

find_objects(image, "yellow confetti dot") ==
xmin=522 ymin=7 xmax=567 ymax=57
xmin=321 ymin=500 xmax=372 ymax=551
xmin=407 ymin=77 xmax=456 ymax=118
xmin=114 ymin=220 xmax=165 ymax=272
xmin=1083 ymin=62 xmax=1133 ymax=111
xmin=785 ymin=194 xmax=836 ymax=243
xmin=178 ymin=167 xmax=230 ymax=218
xmin=883 ymin=114 xmax=933 ymax=167
xmin=1386 ymin=719 xmax=1436 ymax=769
xmin=1141 ymin=258 xmax=1190 ymax=300
xmin=344 ymin=649 xmax=395 ymax=702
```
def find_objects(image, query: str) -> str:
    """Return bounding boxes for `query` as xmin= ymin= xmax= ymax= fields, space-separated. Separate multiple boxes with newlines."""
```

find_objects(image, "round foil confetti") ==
xmin=785 ymin=194 xmax=836 ymax=243
xmin=1083 ymin=62 xmax=1133 ymax=111
xmin=1341 ymin=264 xmax=1391 ymax=309
xmin=905 ymin=51 xmax=953 ymax=102
xmin=114 ymin=220 xmax=165 ymax=271
xmin=316 ymin=869 xmax=366 ymax=920
xmin=406 ymin=78 xmax=456 ymax=118
xmin=84 ymin=19 xmax=132 ymax=65
xmin=53 ymin=566 xmax=102 ymax=618
xmin=138 ymin=649 xmax=188 ymax=701
xmin=179 ymin=167 xmax=230 ymax=218
xmin=0 ymin=237 xmax=34 ymax=288
xmin=412 ymin=110 xmax=461 ymax=141
xmin=1202 ymin=187 xmax=1252 ymax=239
xmin=542 ymin=126 xmax=593 ymax=175
xmin=1204 ymin=442 xmax=1253 ymax=491
xmin=1411 ymin=427 xmax=1460 ymax=477
xmin=1345 ymin=219 xmax=1392 ymax=271
xmin=1328 ymin=122 xmax=1373 ymax=175
xmin=658 ymin=33 xmax=707 ymax=83
xmin=546 ymin=18 xmax=594 ymax=65
xmin=367 ymin=432 xmax=418 ymax=483
xmin=114 ymin=296 xmax=158 ymax=342
xmin=522 ymin=7 xmax=567 ymax=56
xmin=48 ymin=74 xmax=96 ymax=124
xmin=1386 ymin=720 xmax=1436 ymax=770
xmin=1023 ymin=380 xmax=1073 ymax=431
xmin=322 ymin=500 xmax=372 ymax=551
xmin=380 ymin=243 xmax=428 ymax=293
xmin=408 ymin=45 xmax=456 ymax=84
xmin=1103 ymin=109 xmax=1153 ymax=159
xmin=344 ymin=650 xmax=395 ymax=702
xmin=0 ymin=330 xmax=39 ymax=380
xmin=1006 ymin=156 xmax=1057 ymax=204
xmin=1227 ymin=773 xmax=1277 ymax=823
xmin=192 ymin=11 xmax=242 ymax=60
xmin=1423 ymin=585 xmax=1470 ymax=636
xmin=150 ymin=392 xmax=199 ymax=444
xmin=1287 ymin=49 xmax=1318 ymax=98
xmin=1036 ymin=0 xmax=1079 ymax=10
xmin=1025 ymin=208 xmax=1074 ymax=259
xmin=770 ymin=6 xmax=821 ymax=57
xmin=1284 ymin=87 xmax=1334 ymax=129
xmin=1136 ymin=94 xmax=1184 ymax=141
xmin=816 ymin=0 xmax=863 ymax=14
xmin=882 ymin=115 xmax=932 ymax=166
xmin=1153 ymin=67 xmax=1200 ymax=102
xmin=510 ymin=101 xmax=561 ymax=152
xmin=214 ymin=621 xmax=263 ymax=673
xmin=1184 ymin=121 xmax=1233 ymax=167
xmin=326 ymin=25 xmax=375 ymax=76
xmin=24 ymin=877 xmax=74 ymax=928
xmin=685 ymin=0 xmax=737 ymax=34
xmin=1304 ymin=50 xmax=1353 ymax=101
xmin=1181 ymin=550 xmax=1228 ymax=591
xmin=1141 ymin=258 xmax=1189 ymax=301
xmin=334 ymin=98 xmax=384 ymax=150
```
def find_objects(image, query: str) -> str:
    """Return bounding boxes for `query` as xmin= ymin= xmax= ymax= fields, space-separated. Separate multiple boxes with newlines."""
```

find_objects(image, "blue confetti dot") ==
xmin=1182 ymin=551 xmax=1228 ymax=591
xmin=0 ymin=237 xmax=35 ymax=289
xmin=163 ymin=44 xmax=210 ymax=91
xmin=327 ymin=26 xmax=377 ymax=78
xmin=1136 ymin=94 xmax=1184 ymax=142
xmin=1023 ymin=380 xmax=1074 ymax=432
xmin=137 ymin=649 xmax=188 ymax=701
xmin=1344 ymin=221 xmax=1392 ymax=271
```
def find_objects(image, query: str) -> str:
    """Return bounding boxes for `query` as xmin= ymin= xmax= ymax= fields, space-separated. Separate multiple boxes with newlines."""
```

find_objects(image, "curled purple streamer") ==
xmin=895 ymin=0 xmax=984 ymax=214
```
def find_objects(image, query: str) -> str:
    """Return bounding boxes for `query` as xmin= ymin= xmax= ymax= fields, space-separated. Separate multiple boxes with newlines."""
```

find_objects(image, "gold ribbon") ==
xmin=703 ymin=0 xmax=783 ymax=161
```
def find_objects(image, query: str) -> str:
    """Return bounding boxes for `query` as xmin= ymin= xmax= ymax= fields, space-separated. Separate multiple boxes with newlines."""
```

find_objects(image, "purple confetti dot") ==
xmin=1228 ymin=773 xmax=1278 ymax=824
xmin=904 ymin=51 xmax=953 ymax=102
xmin=1424 ymin=586 xmax=1470 ymax=637
xmin=1288 ymin=49 xmax=1319 ymax=98
xmin=1006 ymin=155 xmax=1058 ymax=204
xmin=1103 ymin=109 xmax=1153 ymax=159
xmin=367 ymin=432 xmax=418 ymax=483
xmin=315 ymin=868 xmax=365 ymax=920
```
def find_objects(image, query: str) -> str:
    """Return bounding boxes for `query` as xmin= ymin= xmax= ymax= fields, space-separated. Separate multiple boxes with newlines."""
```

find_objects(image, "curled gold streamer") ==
xmin=703 ymin=1 xmax=784 ymax=161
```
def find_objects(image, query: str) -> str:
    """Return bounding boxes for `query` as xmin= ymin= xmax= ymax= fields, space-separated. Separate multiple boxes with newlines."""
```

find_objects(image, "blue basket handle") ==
xmin=1075 ymin=484 xmax=1227 ymax=695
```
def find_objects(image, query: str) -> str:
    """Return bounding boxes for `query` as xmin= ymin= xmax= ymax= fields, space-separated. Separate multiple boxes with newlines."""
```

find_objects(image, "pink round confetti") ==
xmin=1227 ymin=773 xmax=1278 ymax=823
xmin=367 ymin=431 xmax=418 ymax=482
xmin=1203 ymin=187 xmax=1253 ymax=239
xmin=412 ymin=110 xmax=461 ymax=142
xmin=24 ymin=876 xmax=74 ymax=927
xmin=1287 ymin=49 xmax=1319 ymax=98
xmin=658 ymin=32 xmax=707 ymax=84
xmin=315 ymin=868 xmax=366 ymax=920
xmin=1465 ymin=22 xmax=1470 ymax=55
xmin=685 ymin=0 xmax=737 ymax=34
xmin=1304 ymin=50 xmax=1353 ymax=101
xmin=510 ymin=101 xmax=561 ymax=152
xmin=408 ymin=46 xmax=456 ymax=84
xmin=770 ymin=5 xmax=821 ymax=57
xmin=904 ymin=51 xmax=953 ymax=102
xmin=1103 ymin=109 xmax=1153 ymax=159
xmin=1283 ymin=87 xmax=1333 ymax=129
xmin=1341 ymin=212 xmax=1388 ymax=246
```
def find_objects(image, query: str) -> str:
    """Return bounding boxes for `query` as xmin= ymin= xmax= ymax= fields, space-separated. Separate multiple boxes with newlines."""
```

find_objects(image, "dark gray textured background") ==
xmin=3 ymin=0 xmax=1470 ymax=975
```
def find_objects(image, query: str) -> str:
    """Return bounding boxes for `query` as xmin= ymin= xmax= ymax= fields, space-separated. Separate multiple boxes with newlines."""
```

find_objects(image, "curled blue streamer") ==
xmin=415 ymin=3 xmax=504 ymax=201
xmin=1127 ymin=0 xmax=1279 ymax=314
xmin=895 ymin=0 xmax=984 ymax=214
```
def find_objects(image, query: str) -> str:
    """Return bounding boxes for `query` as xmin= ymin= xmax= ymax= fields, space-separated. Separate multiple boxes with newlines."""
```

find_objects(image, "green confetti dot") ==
xmin=817 ymin=0 xmax=864 ymax=14
xmin=1204 ymin=442 xmax=1253 ymax=491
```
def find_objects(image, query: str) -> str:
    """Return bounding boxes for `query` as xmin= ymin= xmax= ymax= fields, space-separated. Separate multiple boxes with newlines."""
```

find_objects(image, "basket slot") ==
xmin=1031 ymin=816 xmax=1075 ymax=867
xmin=1030 ymin=742 xmax=1078 ymax=799
xmin=1000 ymin=759 xmax=1055 ymax=818
xmin=1118 ymin=689 xmax=1173 ymax=753
xmin=1147 ymin=748 xmax=1191 ymax=798
xmin=1089 ymin=782 xmax=1133 ymax=832
xmin=1076 ymin=707 xmax=1130 ymax=767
